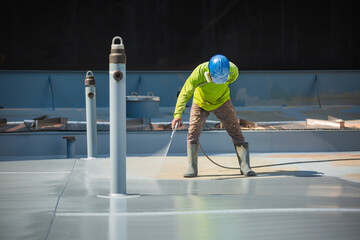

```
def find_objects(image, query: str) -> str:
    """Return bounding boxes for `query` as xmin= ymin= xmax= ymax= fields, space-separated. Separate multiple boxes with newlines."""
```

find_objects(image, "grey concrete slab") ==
xmin=0 ymin=159 xmax=76 ymax=239
xmin=58 ymin=177 xmax=360 ymax=213
xmin=56 ymin=157 xmax=360 ymax=213
xmin=51 ymin=172 xmax=360 ymax=240
xmin=1 ymin=154 xmax=359 ymax=240
xmin=48 ymin=211 xmax=360 ymax=240
xmin=0 ymin=173 xmax=72 ymax=240
xmin=0 ymin=159 xmax=75 ymax=172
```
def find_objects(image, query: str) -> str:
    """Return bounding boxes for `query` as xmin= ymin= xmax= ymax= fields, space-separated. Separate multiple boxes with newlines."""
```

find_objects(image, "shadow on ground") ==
xmin=197 ymin=170 xmax=324 ymax=180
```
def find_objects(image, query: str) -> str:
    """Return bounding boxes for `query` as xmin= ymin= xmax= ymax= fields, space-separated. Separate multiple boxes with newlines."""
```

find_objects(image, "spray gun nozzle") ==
xmin=170 ymin=122 xmax=178 ymax=139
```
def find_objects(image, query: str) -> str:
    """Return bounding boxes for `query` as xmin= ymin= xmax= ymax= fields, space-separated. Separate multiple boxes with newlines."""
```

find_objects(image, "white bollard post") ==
xmin=109 ymin=36 xmax=127 ymax=195
xmin=85 ymin=71 xmax=98 ymax=158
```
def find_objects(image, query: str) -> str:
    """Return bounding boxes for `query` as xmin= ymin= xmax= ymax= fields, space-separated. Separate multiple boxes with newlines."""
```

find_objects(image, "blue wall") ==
xmin=0 ymin=70 xmax=359 ymax=108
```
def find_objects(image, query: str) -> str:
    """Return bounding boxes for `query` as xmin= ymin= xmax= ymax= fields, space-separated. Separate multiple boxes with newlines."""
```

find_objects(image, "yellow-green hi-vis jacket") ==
xmin=173 ymin=62 xmax=239 ymax=119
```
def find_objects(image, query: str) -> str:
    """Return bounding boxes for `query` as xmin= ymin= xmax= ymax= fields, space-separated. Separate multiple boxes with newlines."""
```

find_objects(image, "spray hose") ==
xmin=170 ymin=122 xmax=240 ymax=170
xmin=199 ymin=143 xmax=241 ymax=170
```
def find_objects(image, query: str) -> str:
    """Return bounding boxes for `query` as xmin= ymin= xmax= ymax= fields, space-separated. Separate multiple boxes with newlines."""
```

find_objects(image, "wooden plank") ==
xmin=219 ymin=119 xmax=257 ymax=129
xmin=6 ymin=123 xmax=27 ymax=132
xmin=328 ymin=115 xmax=345 ymax=128
xmin=306 ymin=118 xmax=344 ymax=129
xmin=239 ymin=119 xmax=257 ymax=128
xmin=344 ymin=120 xmax=360 ymax=129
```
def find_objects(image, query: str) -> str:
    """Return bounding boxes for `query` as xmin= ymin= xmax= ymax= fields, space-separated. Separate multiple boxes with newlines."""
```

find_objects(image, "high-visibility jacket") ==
xmin=173 ymin=62 xmax=239 ymax=118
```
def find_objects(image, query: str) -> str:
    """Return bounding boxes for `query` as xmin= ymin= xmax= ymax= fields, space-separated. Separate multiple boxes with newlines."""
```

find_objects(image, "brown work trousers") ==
xmin=187 ymin=99 xmax=245 ymax=146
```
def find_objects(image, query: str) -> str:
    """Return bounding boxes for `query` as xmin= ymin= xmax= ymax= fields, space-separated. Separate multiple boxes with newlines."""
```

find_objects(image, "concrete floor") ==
xmin=0 ymin=152 xmax=360 ymax=240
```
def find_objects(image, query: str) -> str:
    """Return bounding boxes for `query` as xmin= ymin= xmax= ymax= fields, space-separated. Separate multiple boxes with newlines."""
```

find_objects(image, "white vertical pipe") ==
xmin=109 ymin=36 xmax=127 ymax=195
xmin=85 ymin=71 xmax=98 ymax=158
xmin=63 ymin=136 xmax=76 ymax=158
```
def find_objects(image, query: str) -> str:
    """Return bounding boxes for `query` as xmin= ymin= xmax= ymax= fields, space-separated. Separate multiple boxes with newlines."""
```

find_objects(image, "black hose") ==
xmin=199 ymin=143 xmax=240 ymax=170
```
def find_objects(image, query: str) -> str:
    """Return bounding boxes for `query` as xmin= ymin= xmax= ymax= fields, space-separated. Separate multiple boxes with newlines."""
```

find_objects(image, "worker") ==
xmin=172 ymin=54 xmax=256 ymax=178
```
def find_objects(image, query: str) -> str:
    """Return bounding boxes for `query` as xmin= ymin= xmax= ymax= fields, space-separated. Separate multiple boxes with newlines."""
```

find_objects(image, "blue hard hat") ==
xmin=208 ymin=54 xmax=230 ymax=84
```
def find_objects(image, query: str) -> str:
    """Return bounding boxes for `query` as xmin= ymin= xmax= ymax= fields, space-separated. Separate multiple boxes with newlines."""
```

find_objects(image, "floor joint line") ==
xmin=45 ymin=159 xmax=77 ymax=240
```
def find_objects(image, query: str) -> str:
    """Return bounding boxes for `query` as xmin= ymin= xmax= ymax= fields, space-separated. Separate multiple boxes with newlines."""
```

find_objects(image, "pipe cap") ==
xmin=85 ymin=71 xmax=96 ymax=86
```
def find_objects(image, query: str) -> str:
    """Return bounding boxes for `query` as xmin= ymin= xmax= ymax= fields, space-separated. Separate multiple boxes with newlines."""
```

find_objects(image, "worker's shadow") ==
xmin=198 ymin=158 xmax=360 ymax=180
xmin=254 ymin=170 xmax=324 ymax=177
xmin=198 ymin=170 xmax=323 ymax=180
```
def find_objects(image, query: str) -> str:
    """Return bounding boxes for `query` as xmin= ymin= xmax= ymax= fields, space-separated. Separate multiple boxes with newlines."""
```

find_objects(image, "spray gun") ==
xmin=164 ymin=122 xmax=178 ymax=158
xmin=170 ymin=122 xmax=179 ymax=139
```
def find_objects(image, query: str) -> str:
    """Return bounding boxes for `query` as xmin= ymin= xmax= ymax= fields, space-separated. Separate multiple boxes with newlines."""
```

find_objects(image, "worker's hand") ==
xmin=172 ymin=118 xmax=182 ymax=130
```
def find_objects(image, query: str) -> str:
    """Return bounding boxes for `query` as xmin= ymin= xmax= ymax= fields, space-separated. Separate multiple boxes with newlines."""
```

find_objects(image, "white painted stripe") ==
xmin=0 ymin=172 xmax=71 ymax=174
xmin=56 ymin=208 xmax=360 ymax=217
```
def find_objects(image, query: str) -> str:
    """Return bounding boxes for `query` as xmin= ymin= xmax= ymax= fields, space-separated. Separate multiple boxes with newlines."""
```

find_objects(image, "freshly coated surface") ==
xmin=0 ymin=152 xmax=359 ymax=239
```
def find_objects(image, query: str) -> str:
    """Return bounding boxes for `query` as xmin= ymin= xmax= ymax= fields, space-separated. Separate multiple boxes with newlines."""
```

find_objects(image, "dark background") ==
xmin=0 ymin=0 xmax=359 ymax=71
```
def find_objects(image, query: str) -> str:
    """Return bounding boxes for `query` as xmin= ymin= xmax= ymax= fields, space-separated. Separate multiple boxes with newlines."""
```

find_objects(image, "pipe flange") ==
xmin=88 ymin=91 xmax=95 ymax=98
xmin=113 ymin=70 xmax=123 ymax=81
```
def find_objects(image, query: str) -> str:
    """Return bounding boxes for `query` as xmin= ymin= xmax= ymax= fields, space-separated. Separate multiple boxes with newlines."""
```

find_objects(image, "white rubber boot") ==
xmin=235 ymin=142 xmax=256 ymax=177
xmin=184 ymin=143 xmax=199 ymax=178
